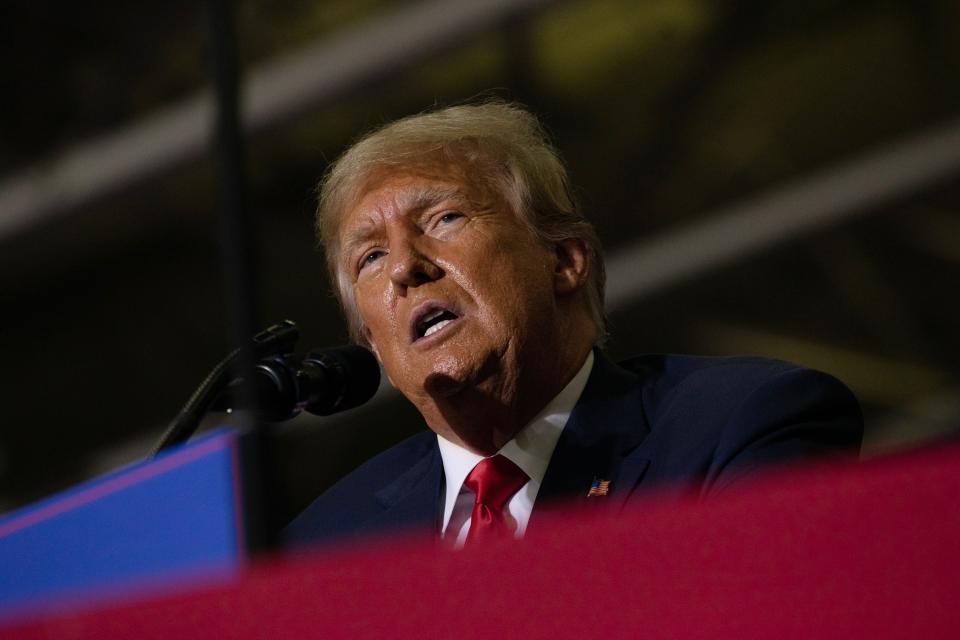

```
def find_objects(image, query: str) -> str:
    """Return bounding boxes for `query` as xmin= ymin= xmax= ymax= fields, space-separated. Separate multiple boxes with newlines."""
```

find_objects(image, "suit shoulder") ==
xmin=615 ymin=353 xmax=855 ymax=427
xmin=282 ymin=429 xmax=437 ymax=547
xmin=303 ymin=428 xmax=436 ymax=501
xmin=618 ymin=353 xmax=799 ymax=386
xmin=342 ymin=429 xmax=437 ymax=485
xmin=620 ymin=353 xmax=816 ymax=393
xmin=602 ymin=352 xmax=861 ymax=498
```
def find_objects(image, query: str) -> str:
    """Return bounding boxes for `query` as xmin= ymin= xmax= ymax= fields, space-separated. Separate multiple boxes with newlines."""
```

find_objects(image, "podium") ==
xmin=0 ymin=429 xmax=257 ymax=620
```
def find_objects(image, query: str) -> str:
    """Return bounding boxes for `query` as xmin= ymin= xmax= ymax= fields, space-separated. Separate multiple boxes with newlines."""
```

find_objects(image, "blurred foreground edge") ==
xmin=3 ymin=438 xmax=960 ymax=638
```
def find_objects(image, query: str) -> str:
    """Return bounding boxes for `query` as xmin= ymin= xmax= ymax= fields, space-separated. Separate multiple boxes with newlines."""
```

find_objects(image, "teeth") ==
xmin=421 ymin=309 xmax=445 ymax=324
xmin=423 ymin=319 xmax=452 ymax=337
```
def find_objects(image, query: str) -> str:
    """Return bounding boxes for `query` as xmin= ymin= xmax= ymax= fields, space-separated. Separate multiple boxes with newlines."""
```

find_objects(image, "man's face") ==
xmin=337 ymin=171 xmax=566 ymax=443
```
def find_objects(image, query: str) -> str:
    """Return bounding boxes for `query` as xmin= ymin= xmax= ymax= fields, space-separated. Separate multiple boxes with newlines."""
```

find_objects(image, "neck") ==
xmin=423 ymin=343 xmax=593 ymax=455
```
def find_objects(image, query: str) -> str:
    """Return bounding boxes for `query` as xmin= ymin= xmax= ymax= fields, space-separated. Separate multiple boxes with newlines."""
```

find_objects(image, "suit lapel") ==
xmin=360 ymin=352 xmax=655 ymax=536
xmin=368 ymin=441 xmax=443 ymax=538
xmin=534 ymin=350 xmax=652 ymax=522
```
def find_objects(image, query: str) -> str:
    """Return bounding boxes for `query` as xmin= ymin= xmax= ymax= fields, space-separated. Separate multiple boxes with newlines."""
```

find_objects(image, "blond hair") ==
xmin=316 ymin=100 xmax=606 ymax=345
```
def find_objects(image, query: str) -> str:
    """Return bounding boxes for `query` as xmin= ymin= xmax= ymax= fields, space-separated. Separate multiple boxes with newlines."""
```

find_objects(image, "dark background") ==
xmin=2 ymin=0 xmax=958 ymax=525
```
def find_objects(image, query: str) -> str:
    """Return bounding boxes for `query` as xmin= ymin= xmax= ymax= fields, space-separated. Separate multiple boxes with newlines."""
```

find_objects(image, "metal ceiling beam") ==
xmin=604 ymin=118 xmax=960 ymax=311
xmin=0 ymin=0 xmax=558 ymax=240
xmin=3 ymin=0 xmax=958 ymax=296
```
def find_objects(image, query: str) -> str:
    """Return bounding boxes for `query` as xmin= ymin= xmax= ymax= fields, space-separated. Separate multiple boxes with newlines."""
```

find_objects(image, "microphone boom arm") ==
xmin=151 ymin=320 xmax=300 ymax=456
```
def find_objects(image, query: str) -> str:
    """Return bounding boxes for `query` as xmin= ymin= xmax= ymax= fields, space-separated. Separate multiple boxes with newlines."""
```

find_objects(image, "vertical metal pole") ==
xmin=207 ymin=0 xmax=259 ymax=422
xmin=206 ymin=0 xmax=277 ymax=549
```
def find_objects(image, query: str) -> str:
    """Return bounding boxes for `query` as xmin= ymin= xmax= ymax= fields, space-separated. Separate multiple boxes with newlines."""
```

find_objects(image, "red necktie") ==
xmin=464 ymin=455 xmax=529 ymax=543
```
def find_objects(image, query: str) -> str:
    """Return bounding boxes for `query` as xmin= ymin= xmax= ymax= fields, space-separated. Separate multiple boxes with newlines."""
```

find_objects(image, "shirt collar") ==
xmin=436 ymin=351 xmax=595 ymax=531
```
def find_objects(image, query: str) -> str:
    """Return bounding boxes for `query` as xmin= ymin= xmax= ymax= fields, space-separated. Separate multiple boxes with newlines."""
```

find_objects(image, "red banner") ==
xmin=5 ymin=443 xmax=960 ymax=638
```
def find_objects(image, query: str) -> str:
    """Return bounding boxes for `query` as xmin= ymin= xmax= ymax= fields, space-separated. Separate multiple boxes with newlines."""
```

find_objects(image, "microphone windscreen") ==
xmin=301 ymin=345 xmax=381 ymax=416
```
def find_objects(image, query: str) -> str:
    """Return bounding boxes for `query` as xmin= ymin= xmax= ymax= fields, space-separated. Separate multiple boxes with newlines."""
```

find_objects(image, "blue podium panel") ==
xmin=0 ymin=429 xmax=249 ymax=617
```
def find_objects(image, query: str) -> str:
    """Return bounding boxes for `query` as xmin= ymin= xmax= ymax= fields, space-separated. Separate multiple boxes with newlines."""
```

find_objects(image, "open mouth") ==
xmin=413 ymin=306 xmax=460 ymax=341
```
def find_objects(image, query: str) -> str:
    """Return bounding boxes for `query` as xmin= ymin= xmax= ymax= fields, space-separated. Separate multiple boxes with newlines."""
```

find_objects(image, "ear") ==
xmin=553 ymin=238 xmax=590 ymax=296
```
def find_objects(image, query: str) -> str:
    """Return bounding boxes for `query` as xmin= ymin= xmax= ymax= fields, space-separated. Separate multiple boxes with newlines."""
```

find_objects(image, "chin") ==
xmin=422 ymin=371 xmax=467 ymax=398
xmin=421 ymin=349 xmax=497 ymax=398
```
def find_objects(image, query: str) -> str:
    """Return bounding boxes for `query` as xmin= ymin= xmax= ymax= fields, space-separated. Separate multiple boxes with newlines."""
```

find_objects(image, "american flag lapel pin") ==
xmin=587 ymin=477 xmax=610 ymax=497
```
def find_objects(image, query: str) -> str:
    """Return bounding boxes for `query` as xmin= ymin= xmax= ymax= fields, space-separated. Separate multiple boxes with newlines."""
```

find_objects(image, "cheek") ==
xmin=474 ymin=268 xmax=548 ymax=335
xmin=354 ymin=282 xmax=388 ymax=331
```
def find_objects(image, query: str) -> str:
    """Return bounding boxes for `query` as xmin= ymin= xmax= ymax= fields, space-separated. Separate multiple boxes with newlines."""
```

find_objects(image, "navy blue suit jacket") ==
xmin=283 ymin=352 xmax=863 ymax=548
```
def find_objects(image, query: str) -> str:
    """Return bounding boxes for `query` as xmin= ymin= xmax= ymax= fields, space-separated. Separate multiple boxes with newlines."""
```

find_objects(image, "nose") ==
xmin=387 ymin=238 xmax=443 ymax=291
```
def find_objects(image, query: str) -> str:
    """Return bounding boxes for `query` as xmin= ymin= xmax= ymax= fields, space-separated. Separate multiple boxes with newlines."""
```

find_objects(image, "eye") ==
xmin=438 ymin=211 xmax=463 ymax=224
xmin=428 ymin=211 xmax=465 ymax=235
xmin=359 ymin=249 xmax=385 ymax=271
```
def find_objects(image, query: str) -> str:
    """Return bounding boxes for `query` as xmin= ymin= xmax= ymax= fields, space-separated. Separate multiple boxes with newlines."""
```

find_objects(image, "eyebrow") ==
xmin=397 ymin=185 xmax=468 ymax=214
xmin=339 ymin=185 xmax=470 ymax=259
xmin=340 ymin=220 xmax=380 ymax=261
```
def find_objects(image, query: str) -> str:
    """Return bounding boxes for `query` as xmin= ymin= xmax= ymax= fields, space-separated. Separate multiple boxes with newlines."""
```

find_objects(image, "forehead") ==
xmin=358 ymin=174 xmax=468 ymax=213
xmin=339 ymin=172 xmax=482 ymax=239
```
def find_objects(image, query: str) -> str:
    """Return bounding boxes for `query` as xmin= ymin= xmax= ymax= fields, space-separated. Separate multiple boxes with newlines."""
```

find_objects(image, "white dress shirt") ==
xmin=437 ymin=352 xmax=594 ymax=547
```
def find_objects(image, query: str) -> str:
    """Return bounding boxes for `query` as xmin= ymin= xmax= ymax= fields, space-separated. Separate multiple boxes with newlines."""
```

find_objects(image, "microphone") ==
xmin=250 ymin=345 xmax=381 ymax=422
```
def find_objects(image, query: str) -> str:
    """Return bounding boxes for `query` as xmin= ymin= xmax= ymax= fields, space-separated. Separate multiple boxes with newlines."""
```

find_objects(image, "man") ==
xmin=284 ymin=101 xmax=862 ymax=548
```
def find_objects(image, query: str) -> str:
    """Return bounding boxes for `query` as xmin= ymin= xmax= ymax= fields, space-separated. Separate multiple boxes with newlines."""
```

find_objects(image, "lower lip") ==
xmin=413 ymin=315 xmax=463 ymax=348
